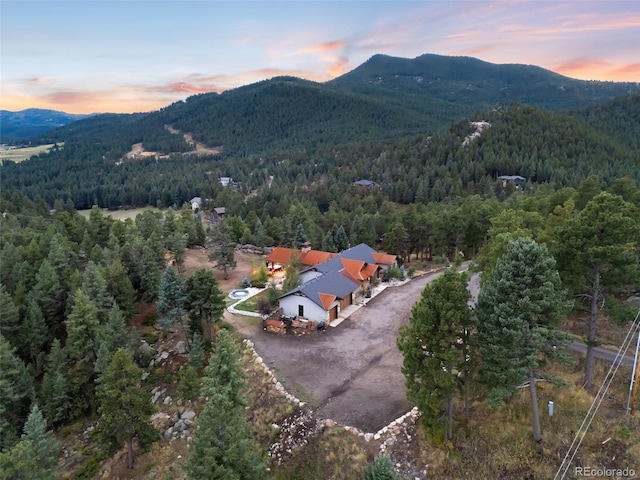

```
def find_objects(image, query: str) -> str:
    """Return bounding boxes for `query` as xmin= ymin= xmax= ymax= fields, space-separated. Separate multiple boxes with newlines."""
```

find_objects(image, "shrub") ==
xmin=407 ymin=266 xmax=416 ymax=278
xmin=178 ymin=366 xmax=201 ymax=401
xmin=257 ymin=298 xmax=272 ymax=315
xmin=143 ymin=313 xmax=159 ymax=326
xmin=142 ymin=331 xmax=159 ymax=344
xmin=268 ymin=285 xmax=280 ymax=307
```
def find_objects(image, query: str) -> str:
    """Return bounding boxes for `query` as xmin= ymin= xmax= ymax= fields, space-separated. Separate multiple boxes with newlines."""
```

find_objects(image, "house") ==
xmin=189 ymin=197 xmax=202 ymax=211
xmin=352 ymin=179 xmax=378 ymax=189
xmin=498 ymin=175 xmax=526 ymax=189
xmin=278 ymin=243 xmax=396 ymax=323
xmin=266 ymin=243 xmax=336 ymax=271
xmin=219 ymin=177 xmax=233 ymax=187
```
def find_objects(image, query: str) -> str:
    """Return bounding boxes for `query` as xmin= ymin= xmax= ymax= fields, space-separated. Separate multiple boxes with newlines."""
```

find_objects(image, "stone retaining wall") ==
xmin=242 ymin=339 xmax=421 ymax=454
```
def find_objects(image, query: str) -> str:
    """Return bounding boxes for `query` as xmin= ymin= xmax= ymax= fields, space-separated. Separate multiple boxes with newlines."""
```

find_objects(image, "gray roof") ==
xmin=280 ymin=270 xmax=358 ymax=309
xmin=498 ymin=175 xmax=526 ymax=181
xmin=301 ymin=243 xmax=378 ymax=275
xmin=280 ymin=243 xmax=384 ymax=309
xmin=353 ymin=179 xmax=377 ymax=187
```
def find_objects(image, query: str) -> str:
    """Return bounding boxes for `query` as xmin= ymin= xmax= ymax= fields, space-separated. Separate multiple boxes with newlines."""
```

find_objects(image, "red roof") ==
xmin=266 ymin=247 xmax=336 ymax=267
xmin=371 ymin=252 xmax=396 ymax=265
xmin=339 ymin=258 xmax=380 ymax=282
xmin=318 ymin=292 xmax=337 ymax=310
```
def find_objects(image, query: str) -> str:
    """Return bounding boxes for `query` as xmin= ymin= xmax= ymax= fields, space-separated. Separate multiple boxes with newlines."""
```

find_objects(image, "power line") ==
xmin=554 ymin=309 xmax=640 ymax=480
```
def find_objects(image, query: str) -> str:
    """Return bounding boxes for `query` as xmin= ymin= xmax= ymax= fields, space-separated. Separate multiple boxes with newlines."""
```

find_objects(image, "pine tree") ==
xmin=185 ymin=269 xmax=226 ymax=342
xmin=0 ymin=334 xmax=34 ymax=450
xmin=397 ymin=269 xmax=474 ymax=441
xmin=64 ymin=289 xmax=100 ymax=417
xmin=186 ymin=330 xmax=264 ymax=480
xmin=282 ymin=253 xmax=302 ymax=293
xmin=39 ymin=339 xmax=70 ymax=425
xmin=322 ymin=230 xmax=337 ymax=253
xmin=0 ymin=284 xmax=21 ymax=349
xmin=177 ymin=366 xmax=201 ymax=402
xmin=0 ymin=405 xmax=59 ymax=480
xmin=97 ymin=348 xmax=158 ymax=469
xmin=207 ymin=220 xmax=237 ymax=280
xmin=140 ymin=245 xmax=161 ymax=302
xmin=157 ymin=265 xmax=190 ymax=349
xmin=188 ymin=331 xmax=206 ymax=370
xmin=384 ymin=222 xmax=409 ymax=262
xmin=555 ymin=192 xmax=639 ymax=389
xmin=333 ymin=224 xmax=349 ymax=252
xmin=22 ymin=295 xmax=49 ymax=372
xmin=104 ymin=259 xmax=136 ymax=319
xmin=81 ymin=261 xmax=115 ymax=323
xmin=294 ymin=223 xmax=308 ymax=249
xmin=32 ymin=260 xmax=65 ymax=337
xmin=476 ymin=238 xmax=571 ymax=442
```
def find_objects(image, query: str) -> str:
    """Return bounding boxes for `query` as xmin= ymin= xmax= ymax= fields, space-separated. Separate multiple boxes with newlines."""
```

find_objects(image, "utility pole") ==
xmin=627 ymin=313 xmax=640 ymax=415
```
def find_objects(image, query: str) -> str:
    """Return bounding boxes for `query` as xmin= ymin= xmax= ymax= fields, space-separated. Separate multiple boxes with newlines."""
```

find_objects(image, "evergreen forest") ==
xmin=1 ymin=54 xmax=639 ymax=479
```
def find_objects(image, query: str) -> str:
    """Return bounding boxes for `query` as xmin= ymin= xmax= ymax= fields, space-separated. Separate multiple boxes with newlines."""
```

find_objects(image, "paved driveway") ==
xmin=228 ymin=270 xmax=464 ymax=432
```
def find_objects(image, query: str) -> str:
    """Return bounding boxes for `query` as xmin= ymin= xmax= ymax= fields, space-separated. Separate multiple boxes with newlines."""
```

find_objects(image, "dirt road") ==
xmin=227 ymin=271 xmax=451 ymax=433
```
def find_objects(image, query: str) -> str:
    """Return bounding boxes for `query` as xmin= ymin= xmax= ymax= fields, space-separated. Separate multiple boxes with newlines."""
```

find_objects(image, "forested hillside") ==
xmin=2 ymin=100 xmax=639 ymax=212
xmin=1 ymin=53 xmax=639 ymax=479
xmin=0 ymin=109 xmax=94 ymax=143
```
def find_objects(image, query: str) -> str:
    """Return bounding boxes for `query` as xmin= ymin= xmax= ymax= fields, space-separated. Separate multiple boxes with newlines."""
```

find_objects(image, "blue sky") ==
xmin=2 ymin=1 xmax=639 ymax=114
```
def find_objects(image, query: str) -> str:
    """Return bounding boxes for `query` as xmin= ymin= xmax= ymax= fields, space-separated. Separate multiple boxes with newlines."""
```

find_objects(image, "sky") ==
xmin=2 ymin=1 xmax=639 ymax=114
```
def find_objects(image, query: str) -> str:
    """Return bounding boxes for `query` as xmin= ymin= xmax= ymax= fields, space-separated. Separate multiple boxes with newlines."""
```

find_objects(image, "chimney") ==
xmin=301 ymin=241 xmax=312 ymax=254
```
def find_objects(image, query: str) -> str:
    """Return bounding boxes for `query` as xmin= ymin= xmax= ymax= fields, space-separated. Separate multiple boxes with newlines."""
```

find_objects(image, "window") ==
xmin=298 ymin=305 xmax=304 ymax=317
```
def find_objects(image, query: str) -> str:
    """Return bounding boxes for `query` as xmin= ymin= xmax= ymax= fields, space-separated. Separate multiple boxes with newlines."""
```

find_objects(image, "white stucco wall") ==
xmin=300 ymin=270 xmax=323 ymax=284
xmin=279 ymin=295 xmax=328 ymax=322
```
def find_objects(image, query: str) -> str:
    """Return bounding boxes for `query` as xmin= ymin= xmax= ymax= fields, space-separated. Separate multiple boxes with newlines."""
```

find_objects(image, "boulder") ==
xmin=176 ymin=341 xmax=188 ymax=354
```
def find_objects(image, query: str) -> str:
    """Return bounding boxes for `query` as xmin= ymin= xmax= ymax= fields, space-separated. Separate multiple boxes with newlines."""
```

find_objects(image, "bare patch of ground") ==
xmin=121 ymin=126 xmax=222 ymax=162
xmin=182 ymin=248 xmax=258 ymax=293
xmin=167 ymin=125 xmax=223 ymax=156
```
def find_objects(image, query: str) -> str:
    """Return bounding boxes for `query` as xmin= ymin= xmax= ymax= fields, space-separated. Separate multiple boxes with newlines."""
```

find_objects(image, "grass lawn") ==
xmin=0 ymin=143 xmax=63 ymax=163
xmin=233 ymin=289 xmax=272 ymax=313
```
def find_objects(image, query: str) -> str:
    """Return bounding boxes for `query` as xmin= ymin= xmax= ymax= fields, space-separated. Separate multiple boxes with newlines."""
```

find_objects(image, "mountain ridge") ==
xmin=0 ymin=108 xmax=96 ymax=143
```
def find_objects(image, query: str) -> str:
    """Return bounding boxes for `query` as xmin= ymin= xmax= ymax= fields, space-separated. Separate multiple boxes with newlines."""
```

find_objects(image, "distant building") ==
xmin=189 ymin=197 xmax=202 ymax=210
xmin=498 ymin=175 xmax=526 ymax=189
xmin=352 ymin=179 xmax=378 ymax=189
xmin=219 ymin=177 xmax=233 ymax=187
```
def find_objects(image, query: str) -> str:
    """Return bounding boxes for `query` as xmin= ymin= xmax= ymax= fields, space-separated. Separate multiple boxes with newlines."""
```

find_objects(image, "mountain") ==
xmin=32 ymin=54 xmax=639 ymax=157
xmin=4 ymin=53 xmax=639 ymax=210
xmin=0 ymin=108 xmax=95 ymax=142
xmin=330 ymin=53 xmax=639 ymax=113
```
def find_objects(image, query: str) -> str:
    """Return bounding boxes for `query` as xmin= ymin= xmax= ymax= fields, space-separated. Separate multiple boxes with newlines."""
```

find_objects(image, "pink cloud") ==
xmin=295 ymin=40 xmax=348 ymax=55
xmin=611 ymin=63 xmax=640 ymax=81
xmin=553 ymin=58 xmax=640 ymax=82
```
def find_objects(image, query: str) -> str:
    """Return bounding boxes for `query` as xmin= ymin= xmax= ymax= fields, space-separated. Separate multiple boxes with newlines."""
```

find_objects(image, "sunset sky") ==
xmin=2 ymin=1 xmax=639 ymax=114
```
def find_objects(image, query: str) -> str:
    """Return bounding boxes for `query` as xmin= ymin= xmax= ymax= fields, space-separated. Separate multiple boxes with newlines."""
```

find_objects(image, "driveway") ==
xmin=227 ymin=270 xmax=465 ymax=432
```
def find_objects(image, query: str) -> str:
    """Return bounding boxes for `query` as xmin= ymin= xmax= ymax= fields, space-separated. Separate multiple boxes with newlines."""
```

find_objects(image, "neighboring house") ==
xmin=352 ymin=179 xmax=378 ymax=189
xmin=190 ymin=197 xmax=202 ymax=210
xmin=278 ymin=243 xmax=396 ymax=323
xmin=219 ymin=177 xmax=233 ymax=187
xmin=266 ymin=243 xmax=336 ymax=271
xmin=498 ymin=175 xmax=526 ymax=189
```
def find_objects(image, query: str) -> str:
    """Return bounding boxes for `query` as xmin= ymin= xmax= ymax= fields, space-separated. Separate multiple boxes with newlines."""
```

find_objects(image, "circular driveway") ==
xmin=228 ymin=269 xmax=477 ymax=432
